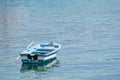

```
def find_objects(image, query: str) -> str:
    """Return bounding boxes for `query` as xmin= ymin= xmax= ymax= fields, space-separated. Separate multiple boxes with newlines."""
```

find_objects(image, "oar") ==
xmin=16 ymin=55 xmax=20 ymax=61
xmin=26 ymin=41 xmax=34 ymax=49
xmin=15 ymin=41 xmax=34 ymax=61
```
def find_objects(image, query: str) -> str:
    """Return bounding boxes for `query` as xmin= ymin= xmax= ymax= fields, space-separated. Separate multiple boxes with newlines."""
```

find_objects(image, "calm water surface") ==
xmin=0 ymin=0 xmax=120 ymax=80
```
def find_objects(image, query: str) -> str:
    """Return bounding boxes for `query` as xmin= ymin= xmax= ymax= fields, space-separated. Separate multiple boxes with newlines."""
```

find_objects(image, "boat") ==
xmin=20 ymin=42 xmax=61 ymax=64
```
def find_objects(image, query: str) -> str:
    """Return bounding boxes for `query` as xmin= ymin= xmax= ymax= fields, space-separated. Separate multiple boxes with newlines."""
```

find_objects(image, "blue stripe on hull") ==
xmin=22 ymin=57 xmax=57 ymax=65
xmin=22 ymin=60 xmax=45 ymax=65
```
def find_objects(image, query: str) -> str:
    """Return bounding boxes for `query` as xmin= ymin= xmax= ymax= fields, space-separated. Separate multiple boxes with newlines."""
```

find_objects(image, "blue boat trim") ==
xmin=21 ymin=57 xmax=57 ymax=64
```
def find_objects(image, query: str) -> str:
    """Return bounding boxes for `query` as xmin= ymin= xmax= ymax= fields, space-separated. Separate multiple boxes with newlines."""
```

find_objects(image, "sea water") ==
xmin=0 ymin=0 xmax=120 ymax=80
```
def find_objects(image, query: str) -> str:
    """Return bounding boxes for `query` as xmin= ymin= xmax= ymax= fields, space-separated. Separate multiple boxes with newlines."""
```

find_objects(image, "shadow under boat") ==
xmin=20 ymin=57 xmax=59 ymax=72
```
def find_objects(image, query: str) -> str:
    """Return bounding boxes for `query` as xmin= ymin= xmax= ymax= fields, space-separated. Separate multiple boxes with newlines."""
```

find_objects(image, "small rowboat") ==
xmin=20 ymin=42 xmax=61 ymax=64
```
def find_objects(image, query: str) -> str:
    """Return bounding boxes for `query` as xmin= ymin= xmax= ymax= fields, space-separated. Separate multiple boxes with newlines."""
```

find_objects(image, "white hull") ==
xmin=21 ymin=54 xmax=56 ymax=61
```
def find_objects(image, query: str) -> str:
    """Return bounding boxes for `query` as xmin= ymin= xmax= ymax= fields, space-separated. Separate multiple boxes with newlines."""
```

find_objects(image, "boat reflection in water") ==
xmin=20 ymin=57 xmax=59 ymax=72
